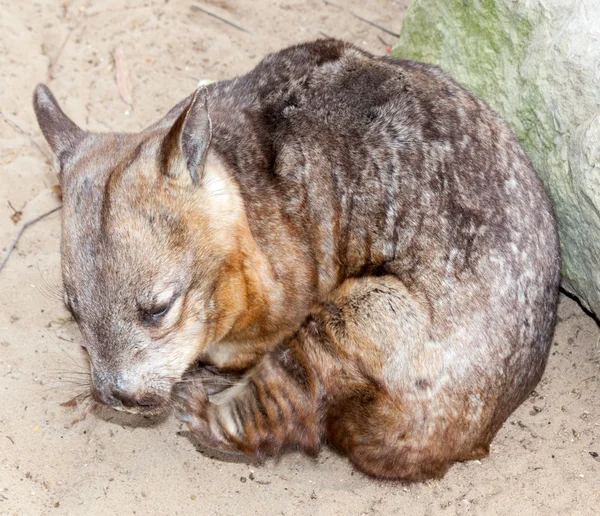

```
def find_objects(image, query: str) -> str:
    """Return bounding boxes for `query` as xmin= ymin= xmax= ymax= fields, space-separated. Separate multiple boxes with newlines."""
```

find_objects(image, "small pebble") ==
xmin=240 ymin=476 xmax=247 ymax=483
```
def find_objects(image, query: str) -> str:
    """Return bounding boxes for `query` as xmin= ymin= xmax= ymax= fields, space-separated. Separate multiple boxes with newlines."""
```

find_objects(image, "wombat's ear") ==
xmin=161 ymin=86 xmax=212 ymax=184
xmin=32 ymin=84 xmax=85 ymax=168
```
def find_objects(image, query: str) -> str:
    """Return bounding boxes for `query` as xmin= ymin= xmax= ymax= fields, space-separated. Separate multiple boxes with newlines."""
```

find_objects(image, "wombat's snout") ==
xmin=91 ymin=371 xmax=167 ymax=414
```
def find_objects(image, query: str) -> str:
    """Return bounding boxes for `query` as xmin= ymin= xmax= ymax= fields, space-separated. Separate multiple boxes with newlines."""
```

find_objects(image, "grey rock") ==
xmin=393 ymin=0 xmax=600 ymax=316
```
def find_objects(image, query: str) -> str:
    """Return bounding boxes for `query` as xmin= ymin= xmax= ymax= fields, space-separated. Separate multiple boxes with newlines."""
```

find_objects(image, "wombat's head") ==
xmin=33 ymin=85 xmax=250 ymax=414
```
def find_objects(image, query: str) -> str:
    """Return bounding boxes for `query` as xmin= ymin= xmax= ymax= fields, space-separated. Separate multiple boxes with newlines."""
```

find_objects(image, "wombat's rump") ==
xmin=33 ymin=39 xmax=560 ymax=480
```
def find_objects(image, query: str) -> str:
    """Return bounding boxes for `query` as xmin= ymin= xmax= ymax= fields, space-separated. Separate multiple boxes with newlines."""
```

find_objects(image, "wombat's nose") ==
xmin=91 ymin=371 xmax=155 ymax=409
xmin=110 ymin=388 xmax=138 ymax=409
xmin=111 ymin=389 xmax=163 ymax=410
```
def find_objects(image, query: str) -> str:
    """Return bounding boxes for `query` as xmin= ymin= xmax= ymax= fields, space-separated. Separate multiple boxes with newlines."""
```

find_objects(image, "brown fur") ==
xmin=33 ymin=39 xmax=560 ymax=481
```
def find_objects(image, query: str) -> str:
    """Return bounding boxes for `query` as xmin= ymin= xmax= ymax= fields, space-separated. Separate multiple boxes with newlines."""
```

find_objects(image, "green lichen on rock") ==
xmin=393 ymin=0 xmax=600 ymax=316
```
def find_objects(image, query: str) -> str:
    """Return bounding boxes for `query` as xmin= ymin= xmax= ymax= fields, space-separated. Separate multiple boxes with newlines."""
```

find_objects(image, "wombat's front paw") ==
xmin=173 ymin=380 xmax=210 ymax=431
xmin=172 ymin=378 xmax=209 ymax=425
xmin=173 ymin=380 xmax=234 ymax=451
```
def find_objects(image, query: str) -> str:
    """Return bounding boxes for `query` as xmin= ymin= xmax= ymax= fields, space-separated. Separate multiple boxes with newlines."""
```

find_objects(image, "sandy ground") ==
xmin=1 ymin=0 xmax=599 ymax=514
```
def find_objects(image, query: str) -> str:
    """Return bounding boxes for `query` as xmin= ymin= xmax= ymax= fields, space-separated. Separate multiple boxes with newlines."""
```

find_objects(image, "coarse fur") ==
xmin=33 ymin=39 xmax=561 ymax=481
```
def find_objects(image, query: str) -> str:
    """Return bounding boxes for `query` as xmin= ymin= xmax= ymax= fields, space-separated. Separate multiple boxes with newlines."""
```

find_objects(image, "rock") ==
xmin=392 ymin=0 xmax=600 ymax=316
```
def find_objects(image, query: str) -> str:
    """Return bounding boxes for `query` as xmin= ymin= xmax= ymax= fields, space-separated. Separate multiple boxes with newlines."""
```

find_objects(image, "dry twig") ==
xmin=191 ymin=5 xmax=253 ymax=34
xmin=323 ymin=0 xmax=400 ymax=37
xmin=49 ymin=23 xmax=80 ymax=80
xmin=0 ymin=206 xmax=62 ymax=274
xmin=376 ymin=35 xmax=392 ymax=47
xmin=7 ymin=201 xmax=23 ymax=224
xmin=0 ymin=110 xmax=55 ymax=167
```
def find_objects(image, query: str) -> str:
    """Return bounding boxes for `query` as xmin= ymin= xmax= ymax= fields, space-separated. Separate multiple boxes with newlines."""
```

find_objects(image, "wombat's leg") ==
xmin=173 ymin=337 xmax=324 ymax=456
xmin=175 ymin=276 xmax=490 ymax=479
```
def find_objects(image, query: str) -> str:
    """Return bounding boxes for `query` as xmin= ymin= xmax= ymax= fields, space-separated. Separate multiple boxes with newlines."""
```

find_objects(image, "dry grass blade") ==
xmin=50 ymin=184 xmax=63 ymax=200
xmin=113 ymin=47 xmax=133 ymax=107
xmin=60 ymin=392 xmax=91 ymax=408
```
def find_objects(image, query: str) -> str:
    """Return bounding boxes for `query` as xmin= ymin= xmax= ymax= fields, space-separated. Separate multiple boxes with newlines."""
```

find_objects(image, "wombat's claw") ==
xmin=173 ymin=380 xmax=239 ymax=452
xmin=172 ymin=380 xmax=232 ymax=450
xmin=173 ymin=382 xmax=208 ymax=423
xmin=174 ymin=405 xmax=195 ymax=425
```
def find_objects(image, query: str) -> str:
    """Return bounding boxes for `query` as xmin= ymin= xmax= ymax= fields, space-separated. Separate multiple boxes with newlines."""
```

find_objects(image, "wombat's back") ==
xmin=207 ymin=39 xmax=561 ymax=429
xmin=208 ymin=40 xmax=558 ymax=297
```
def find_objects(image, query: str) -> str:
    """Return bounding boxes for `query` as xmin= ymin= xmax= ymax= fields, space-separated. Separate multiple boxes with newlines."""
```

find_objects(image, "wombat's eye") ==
xmin=141 ymin=302 xmax=171 ymax=324
xmin=140 ymin=291 xmax=180 ymax=325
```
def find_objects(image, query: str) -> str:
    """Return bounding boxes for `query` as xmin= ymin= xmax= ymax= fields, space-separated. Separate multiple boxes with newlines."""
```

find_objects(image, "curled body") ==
xmin=33 ymin=39 xmax=560 ymax=480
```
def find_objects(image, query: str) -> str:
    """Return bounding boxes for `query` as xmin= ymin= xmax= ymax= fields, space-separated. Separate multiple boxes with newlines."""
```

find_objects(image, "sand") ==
xmin=1 ymin=1 xmax=599 ymax=514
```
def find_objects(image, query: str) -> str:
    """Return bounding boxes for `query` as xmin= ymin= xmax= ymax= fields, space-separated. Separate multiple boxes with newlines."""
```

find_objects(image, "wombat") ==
xmin=33 ymin=39 xmax=560 ymax=481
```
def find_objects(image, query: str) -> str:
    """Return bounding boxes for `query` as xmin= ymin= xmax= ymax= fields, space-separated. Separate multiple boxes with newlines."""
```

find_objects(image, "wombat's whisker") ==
xmin=46 ymin=372 xmax=90 ymax=383
xmin=48 ymin=365 xmax=90 ymax=373
xmin=73 ymin=392 xmax=92 ymax=403
xmin=47 ymin=337 xmax=88 ymax=372
xmin=45 ymin=373 xmax=89 ymax=385
xmin=36 ymin=283 xmax=65 ymax=303
xmin=50 ymin=369 xmax=90 ymax=376
xmin=177 ymin=378 xmax=241 ymax=386
xmin=153 ymin=373 xmax=241 ymax=386
xmin=36 ymin=263 xmax=65 ymax=302
xmin=41 ymin=382 xmax=91 ymax=399
xmin=52 ymin=375 xmax=90 ymax=385
xmin=194 ymin=311 xmax=241 ymax=326
xmin=50 ymin=375 xmax=90 ymax=383
xmin=43 ymin=383 xmax=90 ymax=393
